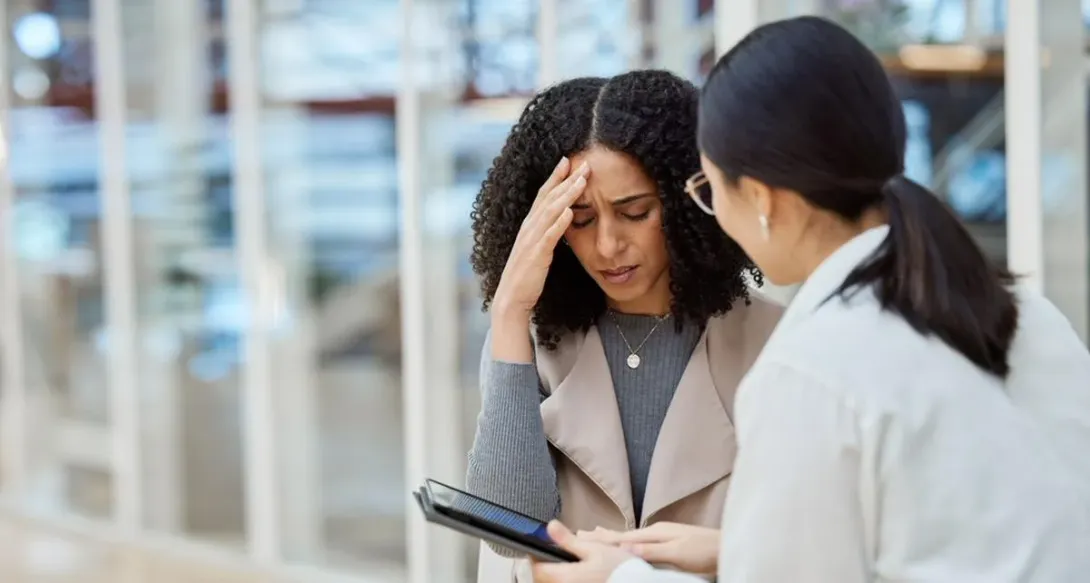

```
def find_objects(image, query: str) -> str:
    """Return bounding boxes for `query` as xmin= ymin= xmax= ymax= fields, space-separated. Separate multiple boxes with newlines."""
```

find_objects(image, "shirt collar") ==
xmin=774 ymin=224 xmax=891 ymax=332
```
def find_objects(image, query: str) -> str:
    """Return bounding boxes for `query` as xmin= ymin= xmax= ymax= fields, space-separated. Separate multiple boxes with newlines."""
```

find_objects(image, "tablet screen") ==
xmin=426 ymin=480 xmax=553 ymax=543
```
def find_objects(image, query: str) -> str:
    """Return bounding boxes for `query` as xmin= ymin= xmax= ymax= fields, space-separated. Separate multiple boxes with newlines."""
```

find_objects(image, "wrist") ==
xmin=489 ymin=303 xmax=534 ymax=363
xmin=490 ymin=299 xmax=532 ymax=327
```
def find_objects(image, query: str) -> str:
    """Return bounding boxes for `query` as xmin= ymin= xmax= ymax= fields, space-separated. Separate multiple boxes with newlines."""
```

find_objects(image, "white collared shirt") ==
xmin=610 ymin=226 xmax=1090 ymax=583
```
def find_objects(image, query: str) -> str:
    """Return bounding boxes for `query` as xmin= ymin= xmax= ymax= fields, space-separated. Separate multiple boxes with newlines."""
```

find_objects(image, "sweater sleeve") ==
xmin=465 ymin=330 xmax=561 ymax=557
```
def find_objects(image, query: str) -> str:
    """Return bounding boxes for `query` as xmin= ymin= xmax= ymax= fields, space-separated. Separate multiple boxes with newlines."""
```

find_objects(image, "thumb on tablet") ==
xmin=546 ymin=520 xmax=591 ymax=559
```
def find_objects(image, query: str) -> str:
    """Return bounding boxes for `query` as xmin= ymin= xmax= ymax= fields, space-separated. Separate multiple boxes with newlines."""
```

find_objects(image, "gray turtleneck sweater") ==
xmin=466 ymin=313 xmax=701 ymax=534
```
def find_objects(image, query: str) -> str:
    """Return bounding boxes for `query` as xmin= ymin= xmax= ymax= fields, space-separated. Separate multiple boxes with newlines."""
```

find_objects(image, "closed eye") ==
xmin=571 ymin=209 xmax=651 ymax=228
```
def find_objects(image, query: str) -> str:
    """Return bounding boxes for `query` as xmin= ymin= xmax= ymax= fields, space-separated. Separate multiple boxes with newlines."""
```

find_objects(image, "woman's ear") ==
xmin=737 ymin=176 xmax=775 ymax=221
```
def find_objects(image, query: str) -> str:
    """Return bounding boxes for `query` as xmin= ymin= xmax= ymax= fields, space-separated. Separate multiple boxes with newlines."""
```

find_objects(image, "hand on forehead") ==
xmin=567 ymin=146 xmax=658 ymax=207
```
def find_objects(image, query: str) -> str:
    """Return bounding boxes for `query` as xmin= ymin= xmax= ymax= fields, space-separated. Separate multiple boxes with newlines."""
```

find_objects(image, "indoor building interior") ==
xmin=0 ymin=0 xmax=1086 ymax=581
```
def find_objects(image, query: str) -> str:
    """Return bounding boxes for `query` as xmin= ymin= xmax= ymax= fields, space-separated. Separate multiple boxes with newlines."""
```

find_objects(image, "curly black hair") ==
xmin=470 ymin=69 xmax=762 ymax=350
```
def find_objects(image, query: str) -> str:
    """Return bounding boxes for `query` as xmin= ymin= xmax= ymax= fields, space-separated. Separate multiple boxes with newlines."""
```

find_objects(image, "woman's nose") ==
xmin=596 ymin=223 xmax=624 ymax=258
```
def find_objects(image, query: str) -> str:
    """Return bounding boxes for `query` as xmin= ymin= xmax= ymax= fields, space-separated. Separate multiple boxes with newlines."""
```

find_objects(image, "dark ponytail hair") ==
xmin=842 ymin=176 xmax=1018 ymax=376
xmin=699 ymin=16 xmax=1018 ymax=377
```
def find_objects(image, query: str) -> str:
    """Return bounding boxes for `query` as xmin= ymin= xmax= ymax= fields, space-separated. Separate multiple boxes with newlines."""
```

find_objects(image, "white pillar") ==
xmin=1005 ymin=0 xmax=1090 ymax=344
xmin=0 ymin=0 xmax=29 ymax=502
xmin=627 ymin=0 xmax=647 ymax=70
xmin=92 ymin=0 xmax=143 ymax=533
xmin=226 ymin=0 xmax=282 ymax=561
xmin=1004 ymin=0 xmax=1044 ymax=294
xmin=538 ymin=0 xmax=559 ymax=87
xmin=400 ymin=2 xmax=471 ymax=580
xmin=264 ymin=103 xmax=322 ymax=560
xmin=251 ymin=0 xmax=322 ymax=561
xmin=135 ymin=0 xmax=211 ymax=535
xmin=398 ymin=0 xmax=432 ymax=580
xmin=420 ymin=90 xmax=470 ymax=579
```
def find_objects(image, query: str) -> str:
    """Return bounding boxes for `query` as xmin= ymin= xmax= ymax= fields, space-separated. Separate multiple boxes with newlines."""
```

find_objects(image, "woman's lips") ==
xmin=601 ymin=265 xmax=638 ymax=285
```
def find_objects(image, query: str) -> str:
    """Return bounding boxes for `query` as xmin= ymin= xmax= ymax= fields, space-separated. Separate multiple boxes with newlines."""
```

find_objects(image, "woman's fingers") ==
xmin=532 ymin=156 xmax=571 ymax=210
xmin=549 ymin=174 xmax=587 ymax=214
xmin=528 ymin=157 xmax=569 ymax=217
xmin=625 ymin=542 xmax=679 ymax=566
xmin=521 ymin=174 xmax=586 ymax=251
xmin=607 ymin=530 xmax=671 ymax=544
xmin=545 ymin=520 xmax=593 ymax=559
xmin=594 ymin=522 xmax=676 ymax=544
xmin=540 ymin=163 xmax=588 ymax=217
xmin=540 ymin=208 xmax=574 ymax=251
xmin=550 ymin=160 xmax=588 ymax=201
xmin=575 ymin=528 xmax=625 ymax=545
xmin=526 ymin=161 xmax=589 ymax=229
xmin=575 ymin=522 xmax=682 ymax=545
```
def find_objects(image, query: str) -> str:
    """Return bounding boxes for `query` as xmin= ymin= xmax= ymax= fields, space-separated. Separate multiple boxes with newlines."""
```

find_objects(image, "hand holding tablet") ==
xmin=413 ymin=478 xmax=577 ymax=563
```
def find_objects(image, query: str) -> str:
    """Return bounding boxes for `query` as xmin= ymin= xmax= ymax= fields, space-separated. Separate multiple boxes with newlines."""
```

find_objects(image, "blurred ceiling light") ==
xmin=899 ymin=44 xmax=987 ymax=72
xmin=13 ymin=66 xmax=51 ymax=101
xmin=14 ymin=12 xmax=62 ymax=60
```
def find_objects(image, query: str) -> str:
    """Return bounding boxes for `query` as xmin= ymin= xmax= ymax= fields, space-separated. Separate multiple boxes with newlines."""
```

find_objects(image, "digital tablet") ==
xmin=414 ymin=478 xmax=577 ymax=563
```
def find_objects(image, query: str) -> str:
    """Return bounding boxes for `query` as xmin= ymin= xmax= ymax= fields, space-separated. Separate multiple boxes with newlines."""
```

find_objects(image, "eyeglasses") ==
xmin=685 ymin=171 xmax=714 ymax=215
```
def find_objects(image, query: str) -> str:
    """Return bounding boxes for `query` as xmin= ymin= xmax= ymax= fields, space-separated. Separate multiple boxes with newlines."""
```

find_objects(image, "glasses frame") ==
xmin=685 ymin=171 xmax=714 ymax=215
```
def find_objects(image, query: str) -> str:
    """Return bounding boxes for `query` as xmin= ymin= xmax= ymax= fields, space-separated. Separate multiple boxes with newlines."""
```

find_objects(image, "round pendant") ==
xmin=626 ymin=354 xmax=641 ymax=369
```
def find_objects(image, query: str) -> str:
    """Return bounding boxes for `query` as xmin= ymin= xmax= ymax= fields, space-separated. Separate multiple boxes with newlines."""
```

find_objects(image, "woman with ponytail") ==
xmin=530 ymin=16 xmax=1090 ymax=583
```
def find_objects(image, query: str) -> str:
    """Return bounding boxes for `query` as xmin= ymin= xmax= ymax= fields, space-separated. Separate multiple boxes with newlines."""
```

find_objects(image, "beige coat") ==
xmin=476 ymin=295 xmax=783 ymax=582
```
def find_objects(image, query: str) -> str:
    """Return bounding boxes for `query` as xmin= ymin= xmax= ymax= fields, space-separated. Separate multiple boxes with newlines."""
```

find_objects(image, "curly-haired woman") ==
xmin=466 ymin=70 xmax=783 ymax=582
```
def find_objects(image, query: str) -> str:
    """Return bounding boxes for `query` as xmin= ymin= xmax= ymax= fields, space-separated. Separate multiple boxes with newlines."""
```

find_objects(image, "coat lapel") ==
xmin=540 ymin=327 xmax=636 ymax=526
xmin=640 ymin=330 xmax=736 ymax=524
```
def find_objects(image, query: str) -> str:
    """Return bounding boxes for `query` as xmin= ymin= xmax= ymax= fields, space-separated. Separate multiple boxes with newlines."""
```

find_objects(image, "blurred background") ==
xmin=0 ymin=0 xmax=1086 ymax=582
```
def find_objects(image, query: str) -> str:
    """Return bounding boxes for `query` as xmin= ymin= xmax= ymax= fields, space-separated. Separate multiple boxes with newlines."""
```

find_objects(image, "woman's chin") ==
xmin=601 ymin=286 xmax=668 ymax=314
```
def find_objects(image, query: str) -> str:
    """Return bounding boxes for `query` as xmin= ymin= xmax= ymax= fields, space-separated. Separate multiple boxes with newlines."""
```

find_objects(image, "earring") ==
xmin=758 ymin=215 xmax=770 ymax=241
